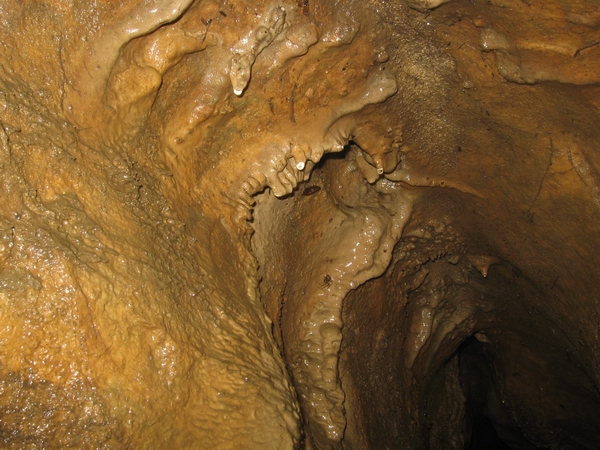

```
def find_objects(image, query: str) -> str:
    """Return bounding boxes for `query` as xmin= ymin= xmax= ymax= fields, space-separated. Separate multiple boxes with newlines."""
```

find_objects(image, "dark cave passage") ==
xmin=459 ymin=335 xmax=540 ymax=450
xmin=338 ymin=203 xmax=600 ymax=449
xmin=254 ymin=150 xmax=600 ymax=449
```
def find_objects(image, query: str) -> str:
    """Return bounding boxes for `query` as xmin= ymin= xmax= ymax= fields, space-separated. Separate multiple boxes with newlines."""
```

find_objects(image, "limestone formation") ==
xmin=1 ymin=0 xmax=599 ymax=448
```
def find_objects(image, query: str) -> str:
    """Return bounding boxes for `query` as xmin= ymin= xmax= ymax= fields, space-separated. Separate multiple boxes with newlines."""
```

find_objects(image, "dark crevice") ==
xmin=459 ymin=336 xmax=549 ymax=450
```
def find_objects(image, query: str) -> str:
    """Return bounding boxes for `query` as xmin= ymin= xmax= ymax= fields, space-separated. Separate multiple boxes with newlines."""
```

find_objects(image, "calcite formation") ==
xmin=0 ymin=0 xmax=599 ymax=448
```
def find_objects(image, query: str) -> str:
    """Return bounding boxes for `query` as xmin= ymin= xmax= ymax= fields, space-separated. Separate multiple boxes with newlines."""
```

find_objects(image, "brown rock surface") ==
xmin=1 ymin=0 xmax=599 ymax=448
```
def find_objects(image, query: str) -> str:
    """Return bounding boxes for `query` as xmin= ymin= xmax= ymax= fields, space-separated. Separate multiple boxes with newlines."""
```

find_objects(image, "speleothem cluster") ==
xmin=1 ymin=0 xmax=600 ymax=448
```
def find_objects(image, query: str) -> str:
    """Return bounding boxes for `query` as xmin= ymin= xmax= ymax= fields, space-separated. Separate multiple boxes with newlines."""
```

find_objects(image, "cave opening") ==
xmin=458 ymin=335 xmax=537 ymax=450
xmin=341 ymin=257 xmax=600 ymax=449
xmin=453 ymin=320 xmax=600 ymax=450
xmin=252 ymin=143 xmax=600 ymax=448
xmin=419 ymin=267 xmax=600 ymax=450
xmin=317 ymin=151 xmax=600 ymax=450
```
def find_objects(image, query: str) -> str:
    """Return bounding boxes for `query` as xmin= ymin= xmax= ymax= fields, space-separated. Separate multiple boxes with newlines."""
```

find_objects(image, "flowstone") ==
xmin=1 ymin=0 xmax=600 ymax=448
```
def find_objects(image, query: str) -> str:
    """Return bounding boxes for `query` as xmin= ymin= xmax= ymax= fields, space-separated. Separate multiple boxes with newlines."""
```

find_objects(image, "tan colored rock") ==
xmin=1 ymin=0 xmax=600 ymax=448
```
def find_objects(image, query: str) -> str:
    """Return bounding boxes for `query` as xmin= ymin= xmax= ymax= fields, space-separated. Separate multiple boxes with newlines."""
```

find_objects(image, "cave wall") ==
xmin=0 ymin=0 xmax=599 ymax=448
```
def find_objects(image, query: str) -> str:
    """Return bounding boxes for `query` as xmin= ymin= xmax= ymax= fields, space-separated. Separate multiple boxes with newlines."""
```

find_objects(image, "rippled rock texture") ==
xmin=1 ymin=0 xmax=599 ymax=448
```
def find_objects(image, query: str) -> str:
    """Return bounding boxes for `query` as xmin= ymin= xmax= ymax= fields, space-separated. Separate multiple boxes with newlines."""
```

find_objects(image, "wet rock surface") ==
xmin=0 ymin=0 xmax=599 ymax=448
